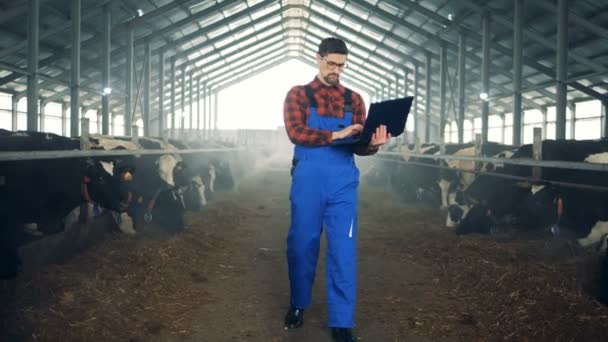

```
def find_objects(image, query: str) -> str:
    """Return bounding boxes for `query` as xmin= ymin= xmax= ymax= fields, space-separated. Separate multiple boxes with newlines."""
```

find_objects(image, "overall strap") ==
xmin=344 ymin=88 xmax=352 ymax=113
xmin=304 ymin=85 xmax=317 ymax=108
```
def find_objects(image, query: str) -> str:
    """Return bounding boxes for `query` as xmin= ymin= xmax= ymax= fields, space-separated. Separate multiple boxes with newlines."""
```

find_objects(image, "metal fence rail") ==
xmin=373 ymin=155 xmax=608 ymax=193
xmin=0 ymin=147 xmax=243 ymax=162
xmin=379 ymin=151 xmax=608 ymax=172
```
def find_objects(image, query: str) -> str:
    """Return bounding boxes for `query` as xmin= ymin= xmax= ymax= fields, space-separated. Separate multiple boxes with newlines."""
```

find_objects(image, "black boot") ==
xmin=331 ymin=328 xmax=356 ymax=342
xmin=284 ymin=305 xmax=304 ymax=329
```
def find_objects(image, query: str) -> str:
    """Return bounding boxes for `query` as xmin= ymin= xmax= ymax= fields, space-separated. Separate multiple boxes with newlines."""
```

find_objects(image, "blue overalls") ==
xmin=287 ymin=85 xmax=359 ymax=328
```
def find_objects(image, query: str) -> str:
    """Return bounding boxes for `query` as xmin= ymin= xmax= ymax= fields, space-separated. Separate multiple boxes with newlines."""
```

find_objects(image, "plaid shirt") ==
xmin=283 ymin=76 xmax=377 ymax=156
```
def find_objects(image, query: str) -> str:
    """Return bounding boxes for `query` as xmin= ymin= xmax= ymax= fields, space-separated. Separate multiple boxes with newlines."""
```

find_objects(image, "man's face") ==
xmin=317 ymin=53 xmax=347 ymax=85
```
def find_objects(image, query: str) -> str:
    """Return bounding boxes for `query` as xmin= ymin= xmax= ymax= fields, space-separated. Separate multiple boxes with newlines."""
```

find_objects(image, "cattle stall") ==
xmin=2 ymin=142 xmax=608 ymax=341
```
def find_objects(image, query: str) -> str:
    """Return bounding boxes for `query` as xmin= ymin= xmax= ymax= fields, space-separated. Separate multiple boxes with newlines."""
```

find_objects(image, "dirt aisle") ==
xmin=146 ymin=169 xmax=452 ymax=342
xmin=4 ymin=168 xmax=608 ymax=341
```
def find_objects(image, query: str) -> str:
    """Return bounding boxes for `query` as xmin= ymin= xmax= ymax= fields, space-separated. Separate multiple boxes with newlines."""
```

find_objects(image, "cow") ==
xmin=0 ymin=130 xmax=135 ymax=279
xmin=170 ymin=139 xmax=236 ymax=208
xmin=447 ymin=139 xmax=608 ymax=239
xmin=88 ymin=135 xmax=190 ymax=234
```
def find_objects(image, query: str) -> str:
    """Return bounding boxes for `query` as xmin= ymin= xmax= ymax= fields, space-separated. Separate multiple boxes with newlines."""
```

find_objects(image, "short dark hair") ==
xmin=317 ymin=37 xmax=348 ymax=56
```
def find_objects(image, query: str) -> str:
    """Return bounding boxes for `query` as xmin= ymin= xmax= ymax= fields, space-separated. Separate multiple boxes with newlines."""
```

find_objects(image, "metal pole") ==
xmin=69 ymin=0 xmax=80 ymax=137
xmin=413 ymin=65 xmax=419 ymax=143
xmin=425 ymin=53 xmax=431 ymax=143
xmin=61 ymin=102 xmax=67 ymax=136
xmin=458 ymin=32 xmax=466 ymax=144
xmin=403 ymin=69 xmax=409 ymax=96
xmin=532 ymin=127 xmax=543 ymax=180
xmin=568 ymin=101 xmax=575 ymax=139
xmin=208 ymin=87 xmax=212 ymax=137
xmin=11 ymin=96 xmax=18 ymax=131
xmin=203 ymin=82 xmax=208 ymax=139
xmin=180 ymin=66 xmax=186 ymax=136
xmin=170 ymin=57 xmax=176 ymax=139
xmin=27 ymin=0 xmax=40 ymax=132
xmin=125 ymin=26 xmax=133 ymax=136
xmin=196 ymin=77 xmax=200 ymax=131
xmin=555 ymin=0 xmax=568 ymax=139
xmin=39 ymin=100 xmax=45 ymax=132
xmin=602 ymin=100 xmax=608 ymax=138
xmin=158 ymin=49 xmax=165 ymax=137
xmin=96 ymin=109 xmax=101 ymax=134
xmin=541 ymin=107 xmax=548 ymax=140
xmin=101 ymin=3 xmax=110 ymax=135
xmin=513 ymin=0 xmax=523 ymax=146
xmin=439 ymin=43 xmax=447 ymax=143
xmin=481 ymin=13 xmax=490 ymax=144
xmin=143 ymin=39 xmax=151 ymax=137
xmin=189 ymin=72 xmax=193 ymax=132
xmin=214 ymin=91 xmax=218 ymax=134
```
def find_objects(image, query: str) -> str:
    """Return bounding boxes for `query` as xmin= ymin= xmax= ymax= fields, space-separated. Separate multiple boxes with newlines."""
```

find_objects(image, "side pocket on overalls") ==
xmin=291 ymin=158 xmax=299 ymax=177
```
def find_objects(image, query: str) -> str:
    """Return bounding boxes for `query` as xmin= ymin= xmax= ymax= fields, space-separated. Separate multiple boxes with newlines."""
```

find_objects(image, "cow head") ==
xmin=83 ymin=158 xmax=135 ymax=212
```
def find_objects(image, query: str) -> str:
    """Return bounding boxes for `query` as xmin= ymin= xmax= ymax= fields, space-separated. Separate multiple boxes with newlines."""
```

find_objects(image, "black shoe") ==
xmin=284 ymin=305 xmax=304 ymax=329
xmin=331 ymin=328 xmax=356 ymax=342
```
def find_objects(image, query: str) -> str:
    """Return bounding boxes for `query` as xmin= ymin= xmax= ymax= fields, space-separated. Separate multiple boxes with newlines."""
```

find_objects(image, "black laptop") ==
xmin=331 ymin=96 xmax=413 ymax=146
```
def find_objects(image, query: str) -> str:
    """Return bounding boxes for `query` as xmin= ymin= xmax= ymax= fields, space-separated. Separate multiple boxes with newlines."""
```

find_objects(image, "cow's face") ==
xmin=158 ymin=154 xmax=181 ymax=186
xmin=83 ymin=158 xmax=135 ymax=212
xmin=454 ymin=204 xmax=495 ymax=235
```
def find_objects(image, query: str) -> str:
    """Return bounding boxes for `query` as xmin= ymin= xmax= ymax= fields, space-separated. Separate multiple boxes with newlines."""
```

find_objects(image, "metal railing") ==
xmin=0 ymin=119 xmax=243 ymax=162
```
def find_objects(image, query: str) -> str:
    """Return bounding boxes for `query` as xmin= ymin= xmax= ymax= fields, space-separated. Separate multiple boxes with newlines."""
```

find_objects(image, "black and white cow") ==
xmin=169 ymin=139 xmax=236 ymax=208
xmin=447 ymin=139 xmax=608 ymax=239
xmin=0 ymin=130 xmax=135 ymax=279
xmin=88 ymin=135 xmax=190 ymax=234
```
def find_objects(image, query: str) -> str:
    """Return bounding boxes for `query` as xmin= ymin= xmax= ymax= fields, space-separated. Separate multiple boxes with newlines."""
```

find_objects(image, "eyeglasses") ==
xmin=322 ymin=57 xmax=348 ymax=70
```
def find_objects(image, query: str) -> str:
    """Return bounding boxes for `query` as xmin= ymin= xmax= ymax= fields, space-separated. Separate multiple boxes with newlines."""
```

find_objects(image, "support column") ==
xmin=568 ymin=101 xmax=576 ymax=139
xmin=403 ymin=69 xmax=409 ymax=96
xmin=602 ymin=100 xmax=608 ymax=138
xmin=555 ymin=0 xmax=568 ymax=139
xmin=439 ymin=43 xmax=447 ymax=143
xmin=101 ymin=3 xmax=110 ymax=135
xmin=170 ymin=57 xmax=176 ymax=138
xmin=69 ymin=0 xmax=80 ymax=137
xmin=541 ymin=107 xmax=548 ymax=140
xmin=481 ymin=13 xmax=491 ymax=143
xmin=413 ymin=65 xmax=419 ymax=142
xmin=180 ymin=66 xmax=186 ymax=133
xmin=143 ymin=39 xmax=151 ymax=137
xmin=207 ymin=85 xmax=212 ymax=138
xmin=425 ymin=53 xmax=432 ymax=143
xmin=196 ymin=77 xmax=200 ymax=131
xmin=158 ymin=49 xmax=165 ymax=137
xmin=97 ymin=109 xmax=102 ymax=134
xmin=393 ymin=76 xmax=398 ymax=99
xmin=11 ymin=96 xmax=18 ymax=131
xmin=125 ymin=26 xmax=133 ymax=136
xmin=213 ymin=91 xmax=218 ymax=135
xmin=202 ymin=81 xmax=207 ymax=139
xmin=61 ymin=102 xmax=68 ymax=136
xmin=28 ymin=0 xmax=40 ymax=132
xmin=189 ymin=72 xmax=193 ymax=131
xmin=513 ymin=0 xmax=523 ymax=146
xmin=458 ymin=32 xmax=466 ymax=144
xmin=39 ymin=100 xmax=46 ymax=131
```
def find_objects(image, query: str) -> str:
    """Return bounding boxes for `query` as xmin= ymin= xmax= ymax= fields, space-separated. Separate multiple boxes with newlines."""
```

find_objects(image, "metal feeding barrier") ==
xmin=0 ymin=119 xmax=243 ymax=162
xmin=374 ymin=128 xmax=608 ymax=193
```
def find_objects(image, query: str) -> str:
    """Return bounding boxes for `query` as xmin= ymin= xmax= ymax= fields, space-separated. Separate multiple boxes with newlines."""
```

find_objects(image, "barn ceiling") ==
xmin=0 ymin=0 xmax=606 ymax=125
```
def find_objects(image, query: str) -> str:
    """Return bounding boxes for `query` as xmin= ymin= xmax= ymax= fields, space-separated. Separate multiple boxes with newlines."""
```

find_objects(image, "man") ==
xmin=283 ymin=37 xmax=391 ymax=342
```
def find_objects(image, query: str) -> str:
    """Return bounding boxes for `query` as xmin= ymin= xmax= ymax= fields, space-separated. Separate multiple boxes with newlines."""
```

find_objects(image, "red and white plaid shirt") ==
xmin=283 ymin=76 xmax=376 ymax=156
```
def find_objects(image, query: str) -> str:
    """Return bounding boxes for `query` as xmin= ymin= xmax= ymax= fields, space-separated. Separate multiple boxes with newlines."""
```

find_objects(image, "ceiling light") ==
xmin=448 ymin=13 xmax=453 ymax=21
xmin=136 ymin=9 xmax=144 ymax=17
xmin=479 ymin=92 xmax=488 ymax=101
xmin=103 ymin=87 xmax=112 ymax=95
